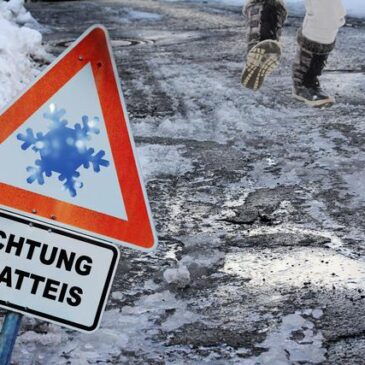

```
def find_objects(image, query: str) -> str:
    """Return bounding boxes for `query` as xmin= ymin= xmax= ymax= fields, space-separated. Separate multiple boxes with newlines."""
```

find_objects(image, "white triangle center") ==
xmin=0 ymin=63 xmax=127 ymax=220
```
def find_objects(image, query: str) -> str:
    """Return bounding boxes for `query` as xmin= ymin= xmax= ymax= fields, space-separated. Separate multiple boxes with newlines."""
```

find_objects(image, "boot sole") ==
xmin=241 ymin=40 xmax=281 ymax=91
xmin=292 ymin=92 xmax=335 ymax=107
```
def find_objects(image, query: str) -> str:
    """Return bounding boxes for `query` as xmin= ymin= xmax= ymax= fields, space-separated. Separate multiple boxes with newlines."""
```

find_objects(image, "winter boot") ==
xmin=292 ymin=31 xmax=336 ymax=107
xmin=241 ymin=0 xmax=288 ymax=91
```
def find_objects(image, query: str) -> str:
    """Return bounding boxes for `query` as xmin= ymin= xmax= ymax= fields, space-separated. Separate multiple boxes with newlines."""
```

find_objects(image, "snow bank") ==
xmin=0 ymin=0 xmax=48 ymax=109
xmin=279 ymin=0 xmax=365 ymax=18
xmin=343 ymin=0 xmax=365 ymax=17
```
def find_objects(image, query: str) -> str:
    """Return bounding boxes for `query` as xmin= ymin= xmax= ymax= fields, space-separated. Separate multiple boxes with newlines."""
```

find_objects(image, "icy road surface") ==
xmin=5 ymin=0 xmax=365 ymax=364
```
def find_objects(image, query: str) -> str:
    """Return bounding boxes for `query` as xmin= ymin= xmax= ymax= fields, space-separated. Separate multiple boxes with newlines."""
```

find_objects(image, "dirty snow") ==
xmin=163 ymin=264 xmax=191 ymax=287
xmin=137 ymin=144 xmax=194 ymax=181
xmin=127 ymin=9 xmax=162 ymax=21
xmin=13 ymin=290 xmax=202 ymax=364
xmin=132 ymin=62 xmax=252 ymax=144
xmin=114 ymin=7 xmax=162 ymax=23
xmin=241 ymin=310 xmax=326 ymax=365
xmin=224 ymin=247 xmax=365 ymax=291
xmin=0 ymin=0 xmax=48 ymax=109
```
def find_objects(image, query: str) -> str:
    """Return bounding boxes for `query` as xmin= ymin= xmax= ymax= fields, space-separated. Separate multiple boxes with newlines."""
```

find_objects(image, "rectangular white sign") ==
xmin=0 ymin=210 xmax=119 ymax=333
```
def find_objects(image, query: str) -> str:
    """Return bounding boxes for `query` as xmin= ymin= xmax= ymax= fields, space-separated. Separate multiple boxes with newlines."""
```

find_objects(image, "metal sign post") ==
xmin=0 ymin=312 xmax=23 ymax=365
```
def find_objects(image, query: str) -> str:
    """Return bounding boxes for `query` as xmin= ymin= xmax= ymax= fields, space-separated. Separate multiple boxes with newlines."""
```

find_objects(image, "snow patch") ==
xmin=133 ymin=62 xmax=258 ymax=144
xmin=137 ymin=144 xmax=194 ymax=181
xmin=111 ymin=291 xmax=124 ymax=300
xmin=241 ymin=310 xmax=326 ymax=365
xmin=181 ymin=250 xmax=224 ymax=269
xmin=164 ymin=265 xmax=191 ymax=288
xmin=0 ymin=0 xmax=49 ymax=109
xmin=127 ymin=9 xmax=162 ymax=21
xmin=161 ymin=307 xmax=200 ymax=331
xmin=112 ymin=7 xmax=162 ymax=23
xmin=14 ymin=290 xmax=202 ymax=364
xmin=224 ymin=247 xmax=365 ymax=291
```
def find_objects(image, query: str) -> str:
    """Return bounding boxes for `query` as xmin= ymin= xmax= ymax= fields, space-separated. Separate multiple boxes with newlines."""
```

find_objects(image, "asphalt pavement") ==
xmin=12 ymin=1 xmax=365 ymax=364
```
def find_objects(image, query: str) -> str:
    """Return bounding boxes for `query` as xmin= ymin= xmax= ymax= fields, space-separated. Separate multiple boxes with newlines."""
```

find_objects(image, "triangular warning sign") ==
xmin=0 ymin=26 xmax=157 ymax=250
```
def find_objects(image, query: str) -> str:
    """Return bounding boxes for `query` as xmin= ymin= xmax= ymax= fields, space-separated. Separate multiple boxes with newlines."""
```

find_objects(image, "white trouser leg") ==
xmin=302 ymin=0 xmax=346 ymax=44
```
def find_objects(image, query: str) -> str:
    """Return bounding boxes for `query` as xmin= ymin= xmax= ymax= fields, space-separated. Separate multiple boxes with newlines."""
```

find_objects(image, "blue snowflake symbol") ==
xmin=17 ymin=104 xmax=110 ymax=197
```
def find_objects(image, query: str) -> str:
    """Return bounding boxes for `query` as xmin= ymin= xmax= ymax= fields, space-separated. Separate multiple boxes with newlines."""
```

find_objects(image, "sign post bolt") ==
xmin=0 ymin=312 xmax=23 ymax=365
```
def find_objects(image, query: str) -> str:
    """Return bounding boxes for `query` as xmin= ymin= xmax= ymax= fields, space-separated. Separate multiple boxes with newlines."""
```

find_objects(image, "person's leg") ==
xmin=241 ymin=0 xmax=287 ymax=91
xmin=292 ymin=0 xmax=346 ymax=107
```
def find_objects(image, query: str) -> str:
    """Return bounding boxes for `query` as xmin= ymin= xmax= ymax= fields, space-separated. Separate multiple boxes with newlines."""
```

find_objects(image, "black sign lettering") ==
xmin=0 ymin=266 xmax=12 ymax=287
xmin=75 ymin=256 xmax=93 ymax=276
xmin=39 ymin=244 xmax=58 ymax=265
xmin=56 ymin=249 xmax=76 ymax=272
xmin=29 ymin=274 xmax=46 ymax=295
xmin=67 ymin=287 xmax=83 ymax=307
xmin=6 ymin=234 xmax=24 ymax=256
xmin=43 ymin=278 xmax=61 ymax=301
xmin=24 ymin=239 xmax=41 ymax=260
xmin=0 ymin=230 xmax=6 ymax=250
xmin=14 ymin=269 xmax=30 ymax=290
